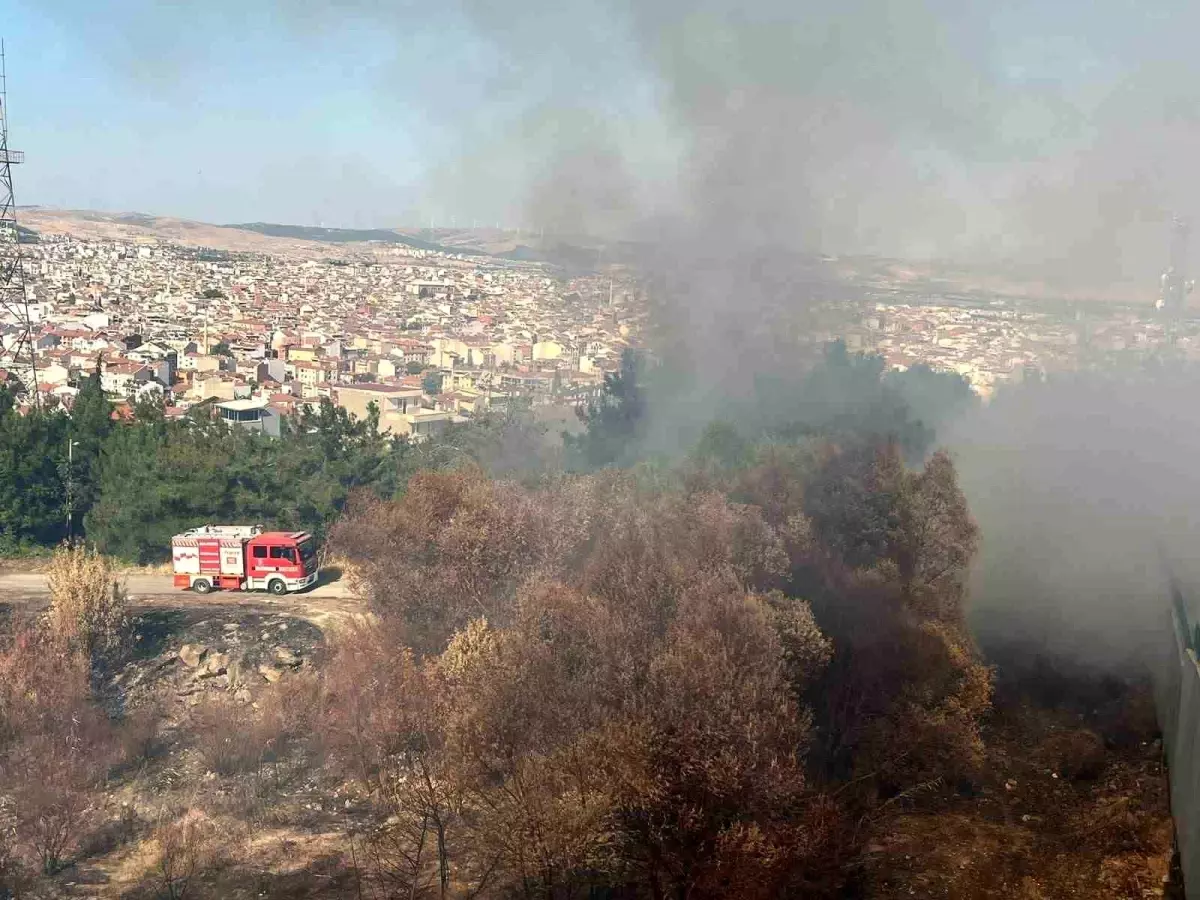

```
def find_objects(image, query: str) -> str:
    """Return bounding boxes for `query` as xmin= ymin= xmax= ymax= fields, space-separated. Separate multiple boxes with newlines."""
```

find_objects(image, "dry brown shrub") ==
xmin=0 ymin=798 xmax=27 ymax=898
xmin=0 ymin=626 xmax=121 ymax=874
xmin=814 ymin=580 xmax=992 ymax=791
xmin=119 ymin=696 xmax=167 ymax=767
xmin=45 ymin=543 xmax=129 ymax=660
xmin=794 ymin=443 xmax=992 ymax=795
xmin=320 ymin=618 xmax=431 ymax=785
xmin=322 ymin=453 xmax=996 ymax=897
xmin=731 ymin=441 xmax=821 ymax=530
xmin=323 ymin=476 xmax=842 ymax=897
xmin=613 ymin=599 xmax=816 ymax=895
xmin=330 ymin=469 xmax=565 ymax=653
xmin=429 ymin=572 xmax=832 ymax=896
xmin=192 ymin=693 xmax=263 ymax=776
xmin=877 ymin=621 xmax=992 ymax=785
xmin=150 ymin=809 xmax=225 ymax=900
xmin=192 ymin=678 xmax=319 ymax=788
xmin=322 ymin=621 xmax=461 ymax=897
xmin=766 ymin=590 xmax=833 ymax=695
xmin=256 ymin=670 xmax=322 ymax=747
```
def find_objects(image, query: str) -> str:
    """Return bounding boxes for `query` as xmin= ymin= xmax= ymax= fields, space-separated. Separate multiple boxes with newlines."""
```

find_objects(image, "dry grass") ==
xmin=192 ymin=694 xmax=271 ymax=777
xmin=148 ymin=809 xmax=226 ymax=900
xmin=45 ymin=543 xmax=129 ymax=659
xmin=0 ymin=555 xmax=171 ymax=576
xmin=191 ymin=676 xmax=322 ymax=811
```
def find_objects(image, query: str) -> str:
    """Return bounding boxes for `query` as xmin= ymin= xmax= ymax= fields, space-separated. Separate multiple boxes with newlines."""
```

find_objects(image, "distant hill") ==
xmin=15 ymin=208 xmax=647 ymax=273
xmin=15 ymin=209 xmax=492 ymax=262
xmin=225 ymin=222 xmax=461 ymax=255
xmin=500 ymin=238 xmax=648 ymax=273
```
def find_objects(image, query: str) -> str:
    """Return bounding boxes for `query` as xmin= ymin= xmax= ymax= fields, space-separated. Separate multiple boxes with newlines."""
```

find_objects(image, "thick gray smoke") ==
xmin=40 ymin=0 xmax=1200 ymax=290
xmin=406 ymin=0 xmax=1200 ymax=449
xmin=948 ymin=371 xmax=1200 ymax=671
xmin=435 ymin=0 xmax=1200 ymax=295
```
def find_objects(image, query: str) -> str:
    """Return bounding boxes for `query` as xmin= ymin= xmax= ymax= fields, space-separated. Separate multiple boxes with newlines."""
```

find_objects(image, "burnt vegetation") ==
xmin=0 ymin=348 xmax=1172 ymax=898
xmin=321 ymin=424 xmax=990 ymax=897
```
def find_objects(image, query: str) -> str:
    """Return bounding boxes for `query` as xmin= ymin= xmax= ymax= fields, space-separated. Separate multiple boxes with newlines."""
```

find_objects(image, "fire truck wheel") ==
xmin=192 ymin=578 xmax=213 ymax=595
xmin=267 ymin=579 xmax=287 ymax=596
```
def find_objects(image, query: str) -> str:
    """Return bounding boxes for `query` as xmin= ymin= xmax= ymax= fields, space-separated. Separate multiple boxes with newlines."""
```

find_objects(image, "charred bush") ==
xmin=1040 ymin=728 xmax=1108 ymax=781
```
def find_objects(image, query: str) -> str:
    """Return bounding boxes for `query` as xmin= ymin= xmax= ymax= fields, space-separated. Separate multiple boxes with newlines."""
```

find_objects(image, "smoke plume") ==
xmin=948 ymin=370 xmax=1200 ymax=671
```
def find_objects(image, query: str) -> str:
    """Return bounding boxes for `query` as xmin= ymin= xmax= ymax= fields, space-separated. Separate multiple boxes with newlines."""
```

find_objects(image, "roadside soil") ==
xmin=0 ymin=565 xmax=362 ymax=633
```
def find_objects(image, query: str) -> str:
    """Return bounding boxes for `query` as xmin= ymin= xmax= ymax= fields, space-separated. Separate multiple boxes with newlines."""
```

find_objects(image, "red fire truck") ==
xmin=171 ymin=525 xmax=319 ymax=595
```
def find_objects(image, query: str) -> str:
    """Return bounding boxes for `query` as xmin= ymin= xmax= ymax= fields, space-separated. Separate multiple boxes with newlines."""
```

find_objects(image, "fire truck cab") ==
xmin=171 ymin=525 xmax=319 ymax=595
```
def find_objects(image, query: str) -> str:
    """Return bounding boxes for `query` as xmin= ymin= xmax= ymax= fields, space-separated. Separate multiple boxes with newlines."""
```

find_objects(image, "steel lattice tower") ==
xmin=0 ymin=40 xmax=37 ymax=408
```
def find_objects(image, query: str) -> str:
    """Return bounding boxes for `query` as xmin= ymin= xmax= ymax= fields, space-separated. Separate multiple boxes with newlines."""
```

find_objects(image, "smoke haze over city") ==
xmin=6 ymin=0 xmax=1200 ymax=291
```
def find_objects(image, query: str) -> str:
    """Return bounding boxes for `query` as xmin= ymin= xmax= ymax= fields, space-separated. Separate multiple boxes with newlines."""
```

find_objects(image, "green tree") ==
xmin=884 ymin=363 xmax=976 ymax=447
xmin=772 ymin=340 xmax=930 ymax=455
xmin=65 ymin=367 xmax=113 ymax=533
xmin=86 ymin=397 xmax=402 ymax=561
xmin=0 ymin=400 xmax=69 ymax=551
xmin=85 ymin=421 xmax=230 ymax=562
xmin=422 ymin=371 xmax=442 ymax=394
xmin=405 ymin=360 xmax=425 ymax=375
xmin=565 ymin=347 xmax=646 ymax=469
xmin=691 ymin=420 xmax=751 ymax=472
xmin=209 ymin=341 xmax=231 ymax=356
xmin=70 ymin=369 xmax=112 ymax=444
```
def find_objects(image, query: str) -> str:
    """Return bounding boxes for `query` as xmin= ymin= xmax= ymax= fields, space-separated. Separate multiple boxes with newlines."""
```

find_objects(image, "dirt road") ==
xmin=0 ymin=571 xmax=363 ymax=627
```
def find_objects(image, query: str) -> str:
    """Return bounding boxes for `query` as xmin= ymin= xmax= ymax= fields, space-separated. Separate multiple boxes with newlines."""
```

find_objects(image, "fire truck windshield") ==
xmin=298 ymin=539 xmax=316 ymax=565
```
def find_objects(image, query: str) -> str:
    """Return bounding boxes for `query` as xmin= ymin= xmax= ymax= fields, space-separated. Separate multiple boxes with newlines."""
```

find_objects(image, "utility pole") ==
xmin=65 ymin=439 xmax=78 ymax=539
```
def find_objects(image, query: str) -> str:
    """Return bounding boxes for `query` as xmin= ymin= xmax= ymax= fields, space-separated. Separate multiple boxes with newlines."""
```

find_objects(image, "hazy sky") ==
xmin=8 ymin=0 xmax=1200 ymax=276
xmin=8 ymin=3 xmax=446 ymax=226
xmin=6 ymin=0 xmax=674 ymax=229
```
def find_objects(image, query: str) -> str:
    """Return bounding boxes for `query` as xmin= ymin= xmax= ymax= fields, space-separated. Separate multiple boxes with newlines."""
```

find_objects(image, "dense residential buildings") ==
xmin=3 ymin=228 xmax=1193 ymax=425
xmin=1 ymin=232 xmax=641 ymax=436
xmin=848 ymin=292 xmax=1200 ymax=398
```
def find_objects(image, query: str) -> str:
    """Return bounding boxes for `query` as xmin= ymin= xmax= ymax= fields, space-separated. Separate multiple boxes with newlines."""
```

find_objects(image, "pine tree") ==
xmin=0 ymin=400 xmax=69 ymax=551
xmin=566 ymin=347 xmax=646 ymax=469
xmin=66 ymin=367 xmax=113 ymax=530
